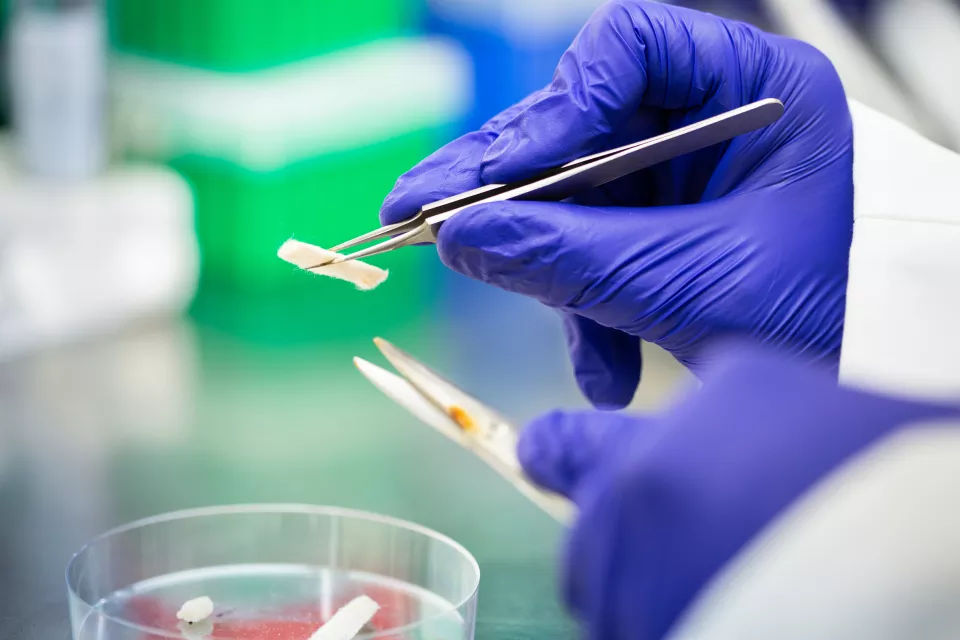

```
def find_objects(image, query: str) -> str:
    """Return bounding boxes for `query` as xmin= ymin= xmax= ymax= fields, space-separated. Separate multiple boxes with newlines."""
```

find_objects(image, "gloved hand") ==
xmin=517 ymin=343 xmax=960 ymax=640
xmin=381 ymin=0 xmax=854 ymax=409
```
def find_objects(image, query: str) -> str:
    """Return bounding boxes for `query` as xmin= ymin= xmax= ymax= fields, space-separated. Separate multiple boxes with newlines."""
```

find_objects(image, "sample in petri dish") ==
xmin=66 ymin=505 xmax=480 ymax=640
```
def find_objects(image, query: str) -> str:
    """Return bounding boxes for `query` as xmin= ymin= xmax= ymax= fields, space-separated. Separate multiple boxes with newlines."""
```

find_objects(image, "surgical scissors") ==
xmin=354 ymin=337 xmax=576 ymax=524
xmin=323 ymin=98 xmax=784 ymax=265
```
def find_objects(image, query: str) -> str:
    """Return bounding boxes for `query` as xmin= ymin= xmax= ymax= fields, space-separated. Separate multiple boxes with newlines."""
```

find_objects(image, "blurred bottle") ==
xmin=8 ymin=0 xmax=106 ymax=179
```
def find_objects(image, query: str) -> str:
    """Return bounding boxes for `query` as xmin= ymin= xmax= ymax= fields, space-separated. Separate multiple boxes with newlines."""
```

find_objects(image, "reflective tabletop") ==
xmin=0 ymin=292 xmax=688 ymax=639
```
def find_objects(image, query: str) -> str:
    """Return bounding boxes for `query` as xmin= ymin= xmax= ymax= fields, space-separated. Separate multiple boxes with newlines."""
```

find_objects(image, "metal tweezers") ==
xmin=323 ymin=98 xmax=784 ymax=265
xmin=355 ymin=338 xmax=576 ymax=524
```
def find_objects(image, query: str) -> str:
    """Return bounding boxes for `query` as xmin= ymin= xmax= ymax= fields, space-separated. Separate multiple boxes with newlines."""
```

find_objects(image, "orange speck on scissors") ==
xmin=448 ymin=406 xmax=476 ymax=433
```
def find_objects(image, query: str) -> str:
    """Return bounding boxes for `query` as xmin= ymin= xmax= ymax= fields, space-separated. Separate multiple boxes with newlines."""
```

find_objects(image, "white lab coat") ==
xmin=667 ymin=102 xmax=960 ymax=639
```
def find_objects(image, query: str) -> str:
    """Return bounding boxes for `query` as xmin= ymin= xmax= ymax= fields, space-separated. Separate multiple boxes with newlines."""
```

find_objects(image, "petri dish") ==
xmin=66 ymin=505 xmax=480 ymax=640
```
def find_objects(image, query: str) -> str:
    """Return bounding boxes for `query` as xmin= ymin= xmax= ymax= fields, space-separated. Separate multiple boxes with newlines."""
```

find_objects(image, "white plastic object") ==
xmin=8 ymin=4 xmax=106 ymax=179
xmin=277 ymin=239 xmax=388 ymax=290
xmin=0 ymin=143 xmax=198 ymax=362
xmin=308 ymin=596 xmax=380 ymax=640
xmin=176 ymin=596 xmax=214 ymax=624
xmin=110 ymin=38 xmax=471 ymax=172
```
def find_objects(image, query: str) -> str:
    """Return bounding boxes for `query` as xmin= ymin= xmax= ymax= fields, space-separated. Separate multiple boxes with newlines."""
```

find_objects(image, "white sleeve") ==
xmin=840 ymin=100 xmax=960 ymax=402
xmin=668 ymin=419 xmax=960 ymax=640
xmin=663 ymin=105 xmax=960 ymax=640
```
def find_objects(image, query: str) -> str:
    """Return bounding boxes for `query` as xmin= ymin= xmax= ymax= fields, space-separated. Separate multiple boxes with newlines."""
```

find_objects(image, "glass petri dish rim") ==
xmin=65 ymin=503 xmax=481 ymax=640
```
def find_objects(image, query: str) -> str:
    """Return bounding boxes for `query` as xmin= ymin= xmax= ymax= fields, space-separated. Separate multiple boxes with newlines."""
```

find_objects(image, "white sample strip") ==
xmin=278 ymin=239 xmax=388 ymax=291
xmin=176 ymin=596 xmax=214 ymax=624
xmin=308 ymin=595 xmax=381 ymax=640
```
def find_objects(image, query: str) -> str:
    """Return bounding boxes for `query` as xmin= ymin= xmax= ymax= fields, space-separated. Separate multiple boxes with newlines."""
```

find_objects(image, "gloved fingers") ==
xmin=561 ymin=473 xmax=625 ymax=637
xmin=562 ymin=313 xmax=642 ymax=410
xmin=379 ymin=90 xmax=544 ymax=225
xmin=379 ymin=131 xmax=497 ymax=225
xmin=436 ymin=199 xmax=611 ymax=303
xmin=436 ymin=196 xmax=725 ymax=319
xmin=518 ymin=409 xmax=644 ymax=499
xmin=480 ymin=1 xmax=752 ymax=184
xmin=560 ymin=342 xmax=960 ymax=639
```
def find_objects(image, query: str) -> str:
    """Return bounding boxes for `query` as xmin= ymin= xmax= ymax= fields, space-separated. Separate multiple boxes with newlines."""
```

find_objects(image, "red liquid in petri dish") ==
xmin=123 ymin=585 xmax=408 ymax=640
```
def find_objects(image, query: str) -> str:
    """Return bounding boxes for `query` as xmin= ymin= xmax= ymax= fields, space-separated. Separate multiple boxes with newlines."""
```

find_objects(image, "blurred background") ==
xmin=0 ymin=0 xmax=958 ymax=637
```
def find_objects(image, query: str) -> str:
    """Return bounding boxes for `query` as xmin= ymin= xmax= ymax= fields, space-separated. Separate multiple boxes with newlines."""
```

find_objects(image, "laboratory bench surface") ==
xmin=0 ymin=317 xmax=688 ymax=639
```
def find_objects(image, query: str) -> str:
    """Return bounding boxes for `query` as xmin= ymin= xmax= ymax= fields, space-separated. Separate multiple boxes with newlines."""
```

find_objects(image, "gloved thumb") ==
xmin=562 ymin=313 xmax=641 ymax=410
xmin=436 ymin=195 xmax=722 ymax=323
xmin=518 ymin=410 xmax=642 ymax=499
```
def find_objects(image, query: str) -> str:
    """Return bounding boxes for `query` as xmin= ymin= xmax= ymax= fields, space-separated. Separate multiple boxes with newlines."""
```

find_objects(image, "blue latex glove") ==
xmin=381 ymin=1 xmax=854 ymax=409
xmin=517 ymin=344 xmax=960 ymax=640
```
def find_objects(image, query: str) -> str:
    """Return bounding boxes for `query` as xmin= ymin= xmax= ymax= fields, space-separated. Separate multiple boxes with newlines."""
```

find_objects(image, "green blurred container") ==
xmin=111 ymin=39 xmax=471 ymax=343
xmin=177 ymin=132 xmax=443 ymax=343
xmin=107 ymin=0 xmax=417 ymax=72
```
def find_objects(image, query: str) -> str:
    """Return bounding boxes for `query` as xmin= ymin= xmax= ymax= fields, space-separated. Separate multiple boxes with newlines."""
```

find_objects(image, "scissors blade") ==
xmin=372 ymin=337 xmax=513 ymax=441
xmin=353 ymin=357 xmax=467 ymax=444
xmin=359 ymin=340 xmax=575 ymax=524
